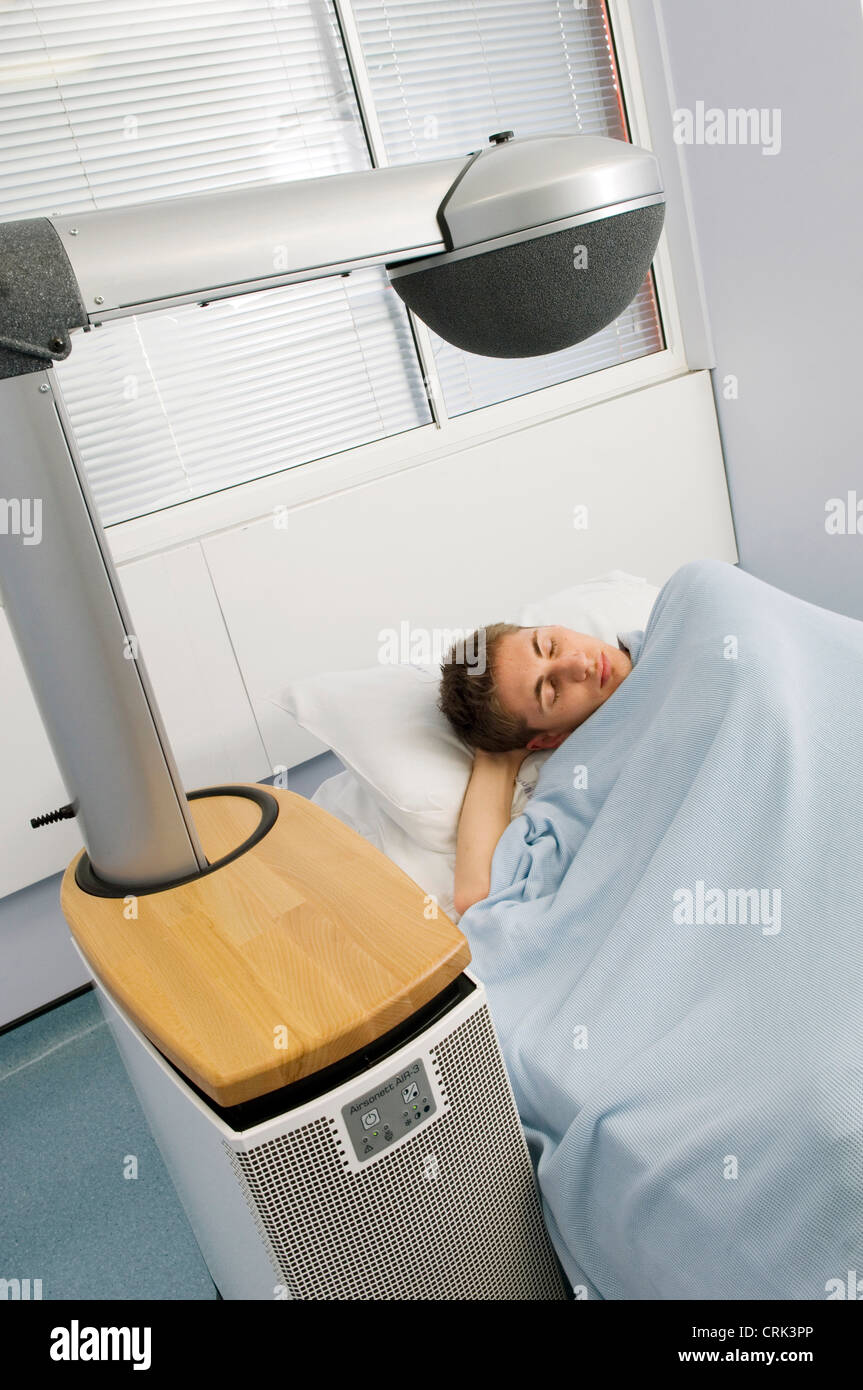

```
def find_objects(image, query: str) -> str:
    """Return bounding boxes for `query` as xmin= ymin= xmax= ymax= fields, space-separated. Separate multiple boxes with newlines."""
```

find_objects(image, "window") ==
xmin=0 ymin=0 xmax=664 ymax=525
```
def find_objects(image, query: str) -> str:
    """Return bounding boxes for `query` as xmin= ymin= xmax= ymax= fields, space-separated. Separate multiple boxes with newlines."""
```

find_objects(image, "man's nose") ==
xmin=554 ymin=651 xmax=591 ymax=680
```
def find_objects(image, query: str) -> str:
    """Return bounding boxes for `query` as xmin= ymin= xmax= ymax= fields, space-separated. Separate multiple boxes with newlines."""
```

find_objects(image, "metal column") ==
xmin=0 ymin=369 xmax=207 ymax=887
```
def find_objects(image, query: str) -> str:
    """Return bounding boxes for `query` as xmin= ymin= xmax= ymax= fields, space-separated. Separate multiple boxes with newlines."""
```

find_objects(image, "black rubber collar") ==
xmin=73 ymin=784 xmax=279 ymax=899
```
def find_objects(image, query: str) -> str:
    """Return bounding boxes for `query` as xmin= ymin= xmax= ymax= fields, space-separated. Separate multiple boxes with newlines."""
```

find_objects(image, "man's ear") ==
xmin=526 ymin=730 xmax=570 ymax=751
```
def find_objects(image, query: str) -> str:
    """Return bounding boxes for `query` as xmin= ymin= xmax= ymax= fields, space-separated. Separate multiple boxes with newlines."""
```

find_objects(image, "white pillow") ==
xmin=267 ymin=571 xmax=654 ymax=855
xmin=518 ymin=570 xmax=659 ymax=643
xmin=270 ymin=662 xmax=472 ymax=854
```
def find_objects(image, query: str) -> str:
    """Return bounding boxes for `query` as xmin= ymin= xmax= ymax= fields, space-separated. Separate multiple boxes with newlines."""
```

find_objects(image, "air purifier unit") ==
xmin=62 ymin=785 xmax=569 ymax=1301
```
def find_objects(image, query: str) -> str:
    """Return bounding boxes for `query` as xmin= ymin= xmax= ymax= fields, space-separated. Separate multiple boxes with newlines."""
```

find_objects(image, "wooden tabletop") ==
xmin=61 ymin=785 xmax=470 ymax=1107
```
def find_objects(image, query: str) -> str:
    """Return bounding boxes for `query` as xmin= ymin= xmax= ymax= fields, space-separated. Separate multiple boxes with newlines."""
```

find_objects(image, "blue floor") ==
xmin=0 ymin=986 xmax=218 ymax=1299
xmin=0 ymin=756 xmax=342 ymax=1301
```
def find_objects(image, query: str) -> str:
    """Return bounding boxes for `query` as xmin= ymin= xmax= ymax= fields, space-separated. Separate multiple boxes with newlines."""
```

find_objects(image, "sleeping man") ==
xmin=439 ymin=622 xmax=642 ymax=915
xmin=434 ymin=559 xmax=863 ymax=1299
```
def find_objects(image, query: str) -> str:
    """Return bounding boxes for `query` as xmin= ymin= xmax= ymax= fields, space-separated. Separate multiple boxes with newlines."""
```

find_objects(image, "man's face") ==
xmin=492 ymin=625 xmax=633 ymax=751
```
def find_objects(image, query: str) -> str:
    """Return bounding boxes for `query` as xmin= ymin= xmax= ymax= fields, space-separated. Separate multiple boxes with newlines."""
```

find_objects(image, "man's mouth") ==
xmin=600 ymin=651 xmax=610 ymax=687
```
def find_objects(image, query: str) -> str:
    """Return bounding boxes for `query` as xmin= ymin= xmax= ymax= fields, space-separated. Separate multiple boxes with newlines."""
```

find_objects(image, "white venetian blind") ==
xmin=351 ymin=0 xmax=665 ymax=414
xmin=52 ymin=269 xmax=430 ymax=522
xmin=0 ymin=0 xmax=431 ymax=524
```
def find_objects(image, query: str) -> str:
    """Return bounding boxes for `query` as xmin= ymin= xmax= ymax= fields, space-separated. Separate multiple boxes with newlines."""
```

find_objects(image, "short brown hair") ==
xmin=438 ymin=622 xmax=540 ymax=752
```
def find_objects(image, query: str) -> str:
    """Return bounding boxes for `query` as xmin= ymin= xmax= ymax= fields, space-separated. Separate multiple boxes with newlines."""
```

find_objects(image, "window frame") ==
xmin=97 ymin=0 xmax=694 ymax=565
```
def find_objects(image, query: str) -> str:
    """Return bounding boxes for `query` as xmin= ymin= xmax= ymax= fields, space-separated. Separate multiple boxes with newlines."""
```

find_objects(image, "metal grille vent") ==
xmin=224 ymin=1003 xmax=565 ymax=1299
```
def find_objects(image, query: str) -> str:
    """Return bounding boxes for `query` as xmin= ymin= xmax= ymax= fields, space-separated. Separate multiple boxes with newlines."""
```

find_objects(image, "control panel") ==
xmin=341 ymin=1058 xmax=437 ymax=1163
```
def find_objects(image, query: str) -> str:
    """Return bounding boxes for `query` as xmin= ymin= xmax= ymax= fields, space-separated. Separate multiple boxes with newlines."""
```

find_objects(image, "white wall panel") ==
xmin=116 ymin=543 xmax=269 ymax=791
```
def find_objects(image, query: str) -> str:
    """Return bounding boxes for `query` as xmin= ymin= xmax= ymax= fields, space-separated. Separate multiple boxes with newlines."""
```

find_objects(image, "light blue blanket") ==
xmin=460 ymin=559 xmax=863 ymax=1300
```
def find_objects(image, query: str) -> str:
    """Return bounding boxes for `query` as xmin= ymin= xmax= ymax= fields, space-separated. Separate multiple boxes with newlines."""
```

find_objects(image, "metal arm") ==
xmin=48 ymin=157 xmax=468 ymax=323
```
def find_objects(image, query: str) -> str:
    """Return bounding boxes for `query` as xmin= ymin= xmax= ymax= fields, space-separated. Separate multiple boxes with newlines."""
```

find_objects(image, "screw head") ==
xmin=68 ymin=227 xmax=79 ymax=235
xmin=94 ymin=295 xmax=104 ymax=305
xmin=38 ymin=383 xmax=50 ymax=392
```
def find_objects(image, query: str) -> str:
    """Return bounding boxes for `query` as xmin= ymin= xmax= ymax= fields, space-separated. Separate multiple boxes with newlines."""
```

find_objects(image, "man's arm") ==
xmin=454 ymin=747 xmax=531 ymax=916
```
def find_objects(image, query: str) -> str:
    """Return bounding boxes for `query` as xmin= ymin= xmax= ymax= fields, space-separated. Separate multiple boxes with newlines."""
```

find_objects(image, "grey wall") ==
xmin=655 ymin=0 xmax=863 ymax=618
